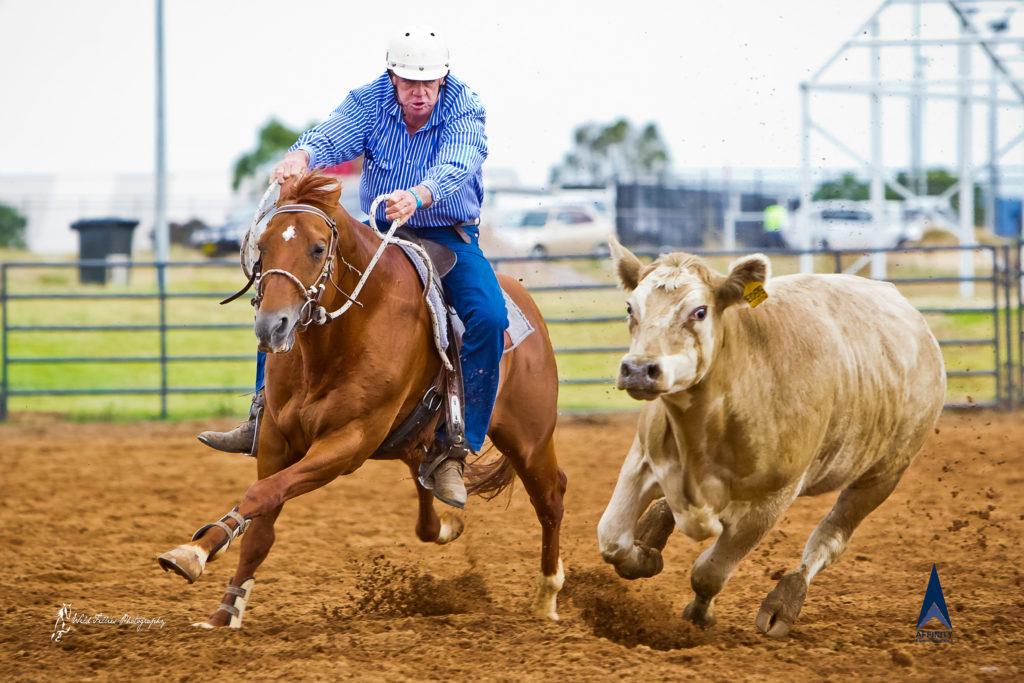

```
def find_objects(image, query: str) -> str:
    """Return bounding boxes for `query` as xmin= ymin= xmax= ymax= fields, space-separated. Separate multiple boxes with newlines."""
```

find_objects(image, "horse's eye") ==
xmin=625 ymin=303 xmax=633 ymax=317
xmin=312 ymin=243 xmax=326 ymax=257
xmin=690 ymin=306 xmax=708 ymax=322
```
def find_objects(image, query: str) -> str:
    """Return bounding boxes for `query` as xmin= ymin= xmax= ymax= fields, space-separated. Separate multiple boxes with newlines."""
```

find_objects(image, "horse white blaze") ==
xmin=281 ymin=225 xmax=296 ymax=241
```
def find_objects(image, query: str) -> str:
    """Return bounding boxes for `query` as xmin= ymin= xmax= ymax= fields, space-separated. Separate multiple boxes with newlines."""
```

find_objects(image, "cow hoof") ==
xmin=435 ymin=511 xmax=465 ymax=545
xmin=682 ymin=599 xmax=717 ymax=629
xmin=756 ymin=571 xmax=808 ymax=638
xmin=612 ymin=544 xmax=664 ymax=580
xmin=636 ymin=498 xmax=675 ymax=551
xmin=157 ymin=543 xmax=209 ymax=584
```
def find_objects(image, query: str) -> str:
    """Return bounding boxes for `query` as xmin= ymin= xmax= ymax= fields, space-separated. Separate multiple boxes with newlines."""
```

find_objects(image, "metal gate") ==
xmin=0 ymin=243 xmax=1020 ymax=419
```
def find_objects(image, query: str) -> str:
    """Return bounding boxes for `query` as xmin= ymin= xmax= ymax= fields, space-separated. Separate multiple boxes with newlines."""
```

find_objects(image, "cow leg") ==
xmin=597 ymin=435 xmax=666 ymax=579
xmin=405 ymin=458 xmax=463 ymax=545
xmin=756 ymin=472 xmax=901 ymax=638
xmin=683 ymin=495 xmax=793 ymax=629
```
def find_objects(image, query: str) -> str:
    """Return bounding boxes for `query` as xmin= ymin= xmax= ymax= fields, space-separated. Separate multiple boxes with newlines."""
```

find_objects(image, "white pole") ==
xmin=799 ymin=85 xmax=814 ymax=274
xmin=958 ymin=28 xmax=975 ymax=298
xmin=870 ymin=18 xmax=887 ymax=281
xmin=724 ymin=190 xmax=738 ymax=251
xmin=988 ymin=58 xmax=999 ymax=235
xmin=911 ymin=0 xmax=925 ymax=195
xmin=154 ymin=0 xmax=168 ymax=264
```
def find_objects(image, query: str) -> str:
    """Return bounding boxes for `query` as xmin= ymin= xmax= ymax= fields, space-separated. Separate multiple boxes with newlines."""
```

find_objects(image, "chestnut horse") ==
xmin=158 ymin=173 xmax=566 ymax=627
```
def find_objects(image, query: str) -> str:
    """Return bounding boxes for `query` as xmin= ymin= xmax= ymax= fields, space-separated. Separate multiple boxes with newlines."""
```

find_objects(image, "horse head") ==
xmin=253 ymin=173 xmax=343 ymax=353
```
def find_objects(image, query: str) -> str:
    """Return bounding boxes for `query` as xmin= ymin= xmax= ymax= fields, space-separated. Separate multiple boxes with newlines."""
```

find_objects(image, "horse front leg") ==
xmin=158 ymin=421 xmax=377 ymax=585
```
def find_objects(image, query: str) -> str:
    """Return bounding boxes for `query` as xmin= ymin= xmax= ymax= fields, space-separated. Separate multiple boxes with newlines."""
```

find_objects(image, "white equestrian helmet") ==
xmin=386 ymin=26 xmax=450 ymax=80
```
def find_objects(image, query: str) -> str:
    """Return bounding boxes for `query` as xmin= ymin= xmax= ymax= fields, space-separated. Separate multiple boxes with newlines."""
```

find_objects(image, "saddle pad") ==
xmin=502 ymin=290 xmax=535 ymax=353
xmin=395 ymin=240 xmax=450 ymax=361
xmin=393 ymin=239 xmax=534 ymax=357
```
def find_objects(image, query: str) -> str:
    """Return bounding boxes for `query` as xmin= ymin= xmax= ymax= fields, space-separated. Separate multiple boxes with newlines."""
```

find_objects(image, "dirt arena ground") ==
xmin=1 ymin=409 xmax=1022 ymax=681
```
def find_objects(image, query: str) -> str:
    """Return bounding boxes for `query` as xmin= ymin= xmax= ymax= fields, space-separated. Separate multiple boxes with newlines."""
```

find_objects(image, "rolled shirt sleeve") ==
xmin=420 ymin=107 xmax=488 ymax=204
xmin=289 ymin=93 xmax=373 ymax=169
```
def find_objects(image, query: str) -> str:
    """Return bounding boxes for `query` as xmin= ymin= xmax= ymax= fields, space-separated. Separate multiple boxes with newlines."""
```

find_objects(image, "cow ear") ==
xmin=609 ymin=237 xmax=642 ymax=291
xmin=716 ymin=254 xmax=771 ymax=309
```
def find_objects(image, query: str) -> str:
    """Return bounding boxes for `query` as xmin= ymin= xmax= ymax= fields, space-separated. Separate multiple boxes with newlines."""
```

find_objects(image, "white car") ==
xmin=784 ymin=200 xmax=922 ymax=251
xmin=491 ymin=205 xmax=615 ymax=257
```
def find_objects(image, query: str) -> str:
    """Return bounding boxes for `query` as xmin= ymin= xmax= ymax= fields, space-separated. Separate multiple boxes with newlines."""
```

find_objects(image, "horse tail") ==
xmin=465 ymin=444 xmax=516 ymax=501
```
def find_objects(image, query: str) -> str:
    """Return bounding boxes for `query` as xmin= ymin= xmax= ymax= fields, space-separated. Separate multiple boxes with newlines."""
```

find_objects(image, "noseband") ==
xmin=221 ymin=194 xmax=408 ymax=330
xmin=254 ymin=203 xmax=339 ymax=329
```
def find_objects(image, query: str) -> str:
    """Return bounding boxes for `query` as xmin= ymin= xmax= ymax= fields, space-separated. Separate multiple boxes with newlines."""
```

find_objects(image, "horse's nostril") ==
xmin=620 ymin=361 xmax=632 ymax=376
xmin=646 ymin=363 xmax=661 ymax=379
xmin=275 ymin=317 xmax=289 ymax=335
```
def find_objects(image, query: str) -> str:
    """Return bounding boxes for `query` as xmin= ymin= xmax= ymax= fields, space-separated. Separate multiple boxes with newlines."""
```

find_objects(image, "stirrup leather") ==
xmin=191 ymin=507 xmax=251 ymax=561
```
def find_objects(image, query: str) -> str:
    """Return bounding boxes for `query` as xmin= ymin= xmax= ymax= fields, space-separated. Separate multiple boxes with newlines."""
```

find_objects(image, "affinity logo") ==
xmin=916 ymin=564 xmax=953 ymax=642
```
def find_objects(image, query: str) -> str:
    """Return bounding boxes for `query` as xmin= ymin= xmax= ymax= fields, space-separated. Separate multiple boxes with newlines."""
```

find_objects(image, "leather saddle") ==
xmin=371 ymin=229 xmax=465 ymax=459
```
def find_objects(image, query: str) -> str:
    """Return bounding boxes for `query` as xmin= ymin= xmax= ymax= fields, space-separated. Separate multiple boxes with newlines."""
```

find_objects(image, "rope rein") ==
xmin=238 ymin=183 xmax=410 ymax=329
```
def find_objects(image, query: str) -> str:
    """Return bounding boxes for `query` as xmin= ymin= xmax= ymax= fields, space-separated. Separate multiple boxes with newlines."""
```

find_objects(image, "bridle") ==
xmin=221 ymin=191 xmax=408 ymax=330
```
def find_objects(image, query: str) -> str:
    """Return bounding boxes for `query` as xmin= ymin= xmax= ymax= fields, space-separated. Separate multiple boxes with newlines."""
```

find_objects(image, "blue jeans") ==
xmin=255 ymin=223 xmax=507 ymax=452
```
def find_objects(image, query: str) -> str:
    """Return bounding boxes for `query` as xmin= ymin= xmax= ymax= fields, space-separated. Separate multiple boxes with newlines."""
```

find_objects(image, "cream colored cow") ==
xmin=597 ymin=240 xmax=945 ymax=637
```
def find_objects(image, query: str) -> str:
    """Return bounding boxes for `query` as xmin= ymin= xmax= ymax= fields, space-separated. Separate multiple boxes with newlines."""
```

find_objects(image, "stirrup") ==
xmin=191 ymin=507 xmax=251 ymax=561
xmin=417 ymin=442 xmax=469 ymax=490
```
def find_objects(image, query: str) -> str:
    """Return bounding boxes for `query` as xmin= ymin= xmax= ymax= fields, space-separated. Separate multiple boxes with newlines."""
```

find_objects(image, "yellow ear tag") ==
xmin=743 ymin=281 xmax=768 ymax=308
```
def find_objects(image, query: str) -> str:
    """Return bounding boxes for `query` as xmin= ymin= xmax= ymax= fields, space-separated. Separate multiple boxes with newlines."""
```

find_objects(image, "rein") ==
xmin=221 ymin=188 xmax=408 ymax=330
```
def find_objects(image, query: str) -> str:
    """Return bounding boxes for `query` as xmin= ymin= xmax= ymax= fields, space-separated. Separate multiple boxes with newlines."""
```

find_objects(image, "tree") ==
xmin=549 ymin=119 xmax=671 ymax=186
xmin=0 ymin=203 xmax=27 ymax=249
xmin=232 ymin=119 xmax=314 ymax=191
xmin=812 ymin=172 xmax=869 ymax=201
xmin=813 ymin=169 xmax=983 ymax=224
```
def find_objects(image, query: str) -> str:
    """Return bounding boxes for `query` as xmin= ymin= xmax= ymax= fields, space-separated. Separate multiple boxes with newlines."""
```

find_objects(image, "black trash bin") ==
xmin=71 ymin=218 xmax=139 ymax=284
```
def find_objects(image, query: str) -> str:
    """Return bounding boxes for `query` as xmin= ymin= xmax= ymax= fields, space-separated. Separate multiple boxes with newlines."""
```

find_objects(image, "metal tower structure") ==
xmin=799 ymin=0 xmax=1024 ymax=295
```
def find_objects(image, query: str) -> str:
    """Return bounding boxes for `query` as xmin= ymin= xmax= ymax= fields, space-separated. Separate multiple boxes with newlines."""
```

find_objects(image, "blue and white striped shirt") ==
xmin=290 ymin=72 xmax=487 ymax=228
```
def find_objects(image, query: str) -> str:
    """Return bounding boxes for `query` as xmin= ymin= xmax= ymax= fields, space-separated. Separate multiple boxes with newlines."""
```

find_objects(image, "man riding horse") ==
xmin=199 ymin=26 xmax=504 ymax=509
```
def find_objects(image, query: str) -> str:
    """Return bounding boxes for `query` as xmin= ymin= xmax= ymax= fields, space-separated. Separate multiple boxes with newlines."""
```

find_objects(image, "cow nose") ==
xmin=620 ymin=359 xmax=661 ymax=381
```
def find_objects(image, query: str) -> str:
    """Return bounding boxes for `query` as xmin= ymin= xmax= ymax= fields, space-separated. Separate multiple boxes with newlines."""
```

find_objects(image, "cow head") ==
xmin=609 ymin=238 xmax=770 ymax=400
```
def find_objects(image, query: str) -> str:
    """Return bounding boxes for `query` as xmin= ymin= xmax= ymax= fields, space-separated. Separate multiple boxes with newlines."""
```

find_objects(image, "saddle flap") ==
xmin=393 ymin=227 xmax=457 ymax=279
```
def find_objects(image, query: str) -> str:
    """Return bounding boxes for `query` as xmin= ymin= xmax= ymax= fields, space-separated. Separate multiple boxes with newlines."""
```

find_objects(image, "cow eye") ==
xmin=690 ymin=306 xmax=707 ymax=321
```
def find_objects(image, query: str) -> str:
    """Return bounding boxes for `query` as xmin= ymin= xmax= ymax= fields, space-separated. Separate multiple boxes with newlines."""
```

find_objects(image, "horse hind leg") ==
xmin=498 ymin=435 xmax=566 ymax=621
xmin=756 ymin=470 xmax=903 ymax=638
xmin=406 ymin=458 xmax=464 ymax=545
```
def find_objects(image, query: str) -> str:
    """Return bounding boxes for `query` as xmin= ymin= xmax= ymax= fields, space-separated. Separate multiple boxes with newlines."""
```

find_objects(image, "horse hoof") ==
xmin=435 ymin=511 xmax=465 ymax=545
xmin=157 ymin=543 xmax=209 ymax=584
xmin=191 ymin=621 xmax=215 ymax=629
xmin=531 ymin=559 xmax=565 ymax=621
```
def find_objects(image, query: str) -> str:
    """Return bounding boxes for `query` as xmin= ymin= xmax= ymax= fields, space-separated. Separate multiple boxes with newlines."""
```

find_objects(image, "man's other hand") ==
xmin=385 ymin=190 xmax=418 ymax=224
xmin=271 ymin=151 xmax=310 ymax=183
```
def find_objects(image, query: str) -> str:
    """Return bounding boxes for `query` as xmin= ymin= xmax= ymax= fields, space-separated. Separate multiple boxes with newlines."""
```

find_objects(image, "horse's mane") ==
xmin=279 ymin=172 xmax=342 ymax=216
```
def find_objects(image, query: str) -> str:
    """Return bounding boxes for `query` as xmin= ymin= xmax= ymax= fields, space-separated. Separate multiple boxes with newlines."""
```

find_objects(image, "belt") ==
xmin=417 ymin=219 xmax=480 ymax=244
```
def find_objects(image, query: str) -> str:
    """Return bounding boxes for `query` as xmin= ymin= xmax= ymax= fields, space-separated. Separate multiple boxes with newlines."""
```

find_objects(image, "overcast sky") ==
xmin=2 ymin=0 xmax=1020 ymax=187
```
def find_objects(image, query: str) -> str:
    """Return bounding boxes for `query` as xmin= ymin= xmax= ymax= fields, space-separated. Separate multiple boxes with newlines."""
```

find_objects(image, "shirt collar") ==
xmin=386 ymin=84 xmax=446 ymax=132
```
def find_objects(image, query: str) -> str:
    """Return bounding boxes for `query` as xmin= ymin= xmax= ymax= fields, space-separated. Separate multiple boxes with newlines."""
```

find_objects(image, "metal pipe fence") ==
xmin=0 ymin=242 xmax=1018 ymax=420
